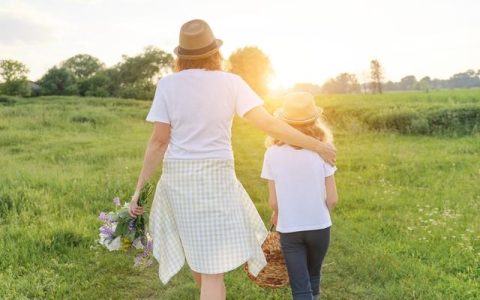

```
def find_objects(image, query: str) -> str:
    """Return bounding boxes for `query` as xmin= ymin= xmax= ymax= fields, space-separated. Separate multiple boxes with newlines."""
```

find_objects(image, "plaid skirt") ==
xmin=148 ymin=159 xmax=268 ymax=284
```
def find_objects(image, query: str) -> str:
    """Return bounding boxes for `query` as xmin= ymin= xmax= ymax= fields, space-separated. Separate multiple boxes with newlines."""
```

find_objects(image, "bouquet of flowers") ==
xmin=97 ymin=183 xmax=154 ymax=268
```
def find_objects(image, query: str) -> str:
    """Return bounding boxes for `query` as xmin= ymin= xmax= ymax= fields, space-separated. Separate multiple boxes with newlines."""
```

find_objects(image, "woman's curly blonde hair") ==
xmin=265 ymin=118 xmax=333 ymax=149
xmin=175 ymin=52 xmax=222 ymax=72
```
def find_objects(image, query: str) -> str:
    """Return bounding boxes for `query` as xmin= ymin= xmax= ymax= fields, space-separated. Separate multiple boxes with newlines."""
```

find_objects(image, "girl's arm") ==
xmin=325 ymin=175 xmax=338 ymax=212
xmin=128 ymin=122 xmax=170 ymax=218
xmin=244 ymin=106 xmax=337 ymax=165
xmin=267 ymin=180 xmax=279 ymax=225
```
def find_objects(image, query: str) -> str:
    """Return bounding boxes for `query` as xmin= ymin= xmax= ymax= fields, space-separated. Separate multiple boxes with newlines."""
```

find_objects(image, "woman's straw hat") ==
xmin=174 ymin=19 xmax=223 ymax=60
xmin=275 ymin=92 xmax=322 ymax=125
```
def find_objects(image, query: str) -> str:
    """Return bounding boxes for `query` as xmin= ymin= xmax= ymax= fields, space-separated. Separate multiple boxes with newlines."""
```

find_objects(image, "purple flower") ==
xmin=113 ymin=197 xmax=121 ymax=206
xmin=98 ymin=212 xmax=109 ymax=222
xmin=99 ymin=225 xmax=114 ymax=237
xmin=142 ymin=239 xmax=153 ymax=256
xmin=146 ymin=240 xmax=153 ymax=252
xmin=133 ymin=238 xmax=154 ymax=268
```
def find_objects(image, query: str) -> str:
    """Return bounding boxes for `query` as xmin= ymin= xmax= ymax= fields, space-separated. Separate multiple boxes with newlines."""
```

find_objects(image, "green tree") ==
xmin=228 ymin=46 xmax=273 ymax=97
xmin=61 ymin=54 xmax=105 ymax=80
xmin=399 ymin=75 xmax=417 ymax=90
xmin=370 ymin=59 xmax=384 ymax=94
xmin=417 ymin=76 xmax=431 ymax=92
xmin=0 ymin=59 xmax=31 ymax=96
xmin=38 ymin=66 xmax=78 ymax=95
xmin=322 ymin=73 xmax=361 ymax=94
xmin=448 ymin=70 xmax=480 ymax=88
xmin=113 ymin=46 xmax=173 ymax=99
xmin=78 ymin=70 xmax=112 ymax=97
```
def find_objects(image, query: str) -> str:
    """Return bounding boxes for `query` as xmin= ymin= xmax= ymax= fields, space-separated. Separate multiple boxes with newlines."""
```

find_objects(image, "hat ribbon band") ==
xmin=177 ymin=40 xmax=218 ymax=56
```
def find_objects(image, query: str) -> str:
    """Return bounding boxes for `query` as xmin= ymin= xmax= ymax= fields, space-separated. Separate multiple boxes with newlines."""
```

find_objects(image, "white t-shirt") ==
xmin=261 ymin=144 xmax=337 ymax=233
xmin=146 ymin=69 xmax=263 ymax=160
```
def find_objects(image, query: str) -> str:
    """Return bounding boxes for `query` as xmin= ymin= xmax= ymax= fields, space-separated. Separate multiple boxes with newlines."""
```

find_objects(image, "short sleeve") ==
xmin=146 ymin=79 xmax=170 ymax=124
xmin=261 ymin=150 xmax=274 ymax=180
xmin=235 ymin=76 xmax=264 ymax=117
xmin=324 ymin=163 xmax=337 ymax=177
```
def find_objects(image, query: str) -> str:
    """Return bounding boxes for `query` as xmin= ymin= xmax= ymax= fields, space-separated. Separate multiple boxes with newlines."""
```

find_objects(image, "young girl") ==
xmin=261 ymin=92 xmax=338 ymax=300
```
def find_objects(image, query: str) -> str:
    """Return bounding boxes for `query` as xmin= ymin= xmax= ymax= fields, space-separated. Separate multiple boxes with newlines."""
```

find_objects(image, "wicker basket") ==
xmin=244 ymin=226 xmax=289 ymax=288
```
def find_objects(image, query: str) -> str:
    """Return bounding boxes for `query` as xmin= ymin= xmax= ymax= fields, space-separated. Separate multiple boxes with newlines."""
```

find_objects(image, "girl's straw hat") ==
xmin=275 ymin=92 xmax=322 ymax=125
xmin=174 ymin=19 xmax=223 ymax=60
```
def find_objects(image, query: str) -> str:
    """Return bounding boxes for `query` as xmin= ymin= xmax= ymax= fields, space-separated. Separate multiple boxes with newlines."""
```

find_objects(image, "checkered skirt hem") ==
xmin=148 ymin=159 xmax=268 ymax=284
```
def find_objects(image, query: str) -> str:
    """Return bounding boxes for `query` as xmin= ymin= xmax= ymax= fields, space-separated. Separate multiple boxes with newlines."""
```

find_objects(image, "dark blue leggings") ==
xmin=280 ymin=227 xmax=331 ymax=300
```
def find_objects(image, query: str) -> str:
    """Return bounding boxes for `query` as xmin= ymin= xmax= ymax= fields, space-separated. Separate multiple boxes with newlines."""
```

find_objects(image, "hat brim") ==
xmin=174 ymin=39 xmax=223 ymax=60
xmin=274 ymin=107 xmax=323 ymax=125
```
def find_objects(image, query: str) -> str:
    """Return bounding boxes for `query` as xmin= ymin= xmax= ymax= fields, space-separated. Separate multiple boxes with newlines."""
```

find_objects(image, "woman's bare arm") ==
xmin=129 ymin=122 xmax=170 ymax=217
xmin=325 ymin=175 xmax=338 ymax=212
xmin=243 ymin=106 xmax=337 ymax=165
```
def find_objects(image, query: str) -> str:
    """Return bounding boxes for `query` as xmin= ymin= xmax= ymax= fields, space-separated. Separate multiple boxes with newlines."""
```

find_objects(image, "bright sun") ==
xmin=268 ymin=73 xmax=297 ymax=91
xmin=268 ymin=76 xmax=283 ymax=90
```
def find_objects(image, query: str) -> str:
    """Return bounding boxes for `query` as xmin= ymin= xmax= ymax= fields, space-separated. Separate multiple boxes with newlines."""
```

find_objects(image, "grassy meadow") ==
xmin=0 ymin=90 xmax=479 ymax=299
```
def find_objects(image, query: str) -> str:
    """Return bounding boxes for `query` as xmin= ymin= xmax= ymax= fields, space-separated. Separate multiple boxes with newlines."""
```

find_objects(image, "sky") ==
xmin=1 ymin=0 xmax=479 ymax=88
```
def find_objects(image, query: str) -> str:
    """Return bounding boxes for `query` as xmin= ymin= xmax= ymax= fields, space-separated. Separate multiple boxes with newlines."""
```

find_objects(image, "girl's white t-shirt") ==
xmin=261 ymin=144 xmax=337 ymax=233
xmin=146 ymin=69 xmax=263 ymax=160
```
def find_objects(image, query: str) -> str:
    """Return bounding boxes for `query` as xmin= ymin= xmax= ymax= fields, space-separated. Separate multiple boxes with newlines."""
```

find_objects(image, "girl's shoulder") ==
xmin=265 ymin=144 xmax=285 ymax=153
xmin=266 ymin=145 xmax=330 ymax=164
xmin=265 ymin=144 xmax=306 ymax=158
xmin=264 ymin=145 xmax=281 ymax=160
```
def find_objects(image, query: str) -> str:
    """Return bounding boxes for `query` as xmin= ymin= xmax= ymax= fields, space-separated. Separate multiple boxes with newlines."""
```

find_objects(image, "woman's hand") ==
xmin=244 ymin=107 xmax=337 ymax=165
xmin=317 ymin=142 xmax=337 ymax=166
xmin=128 ymin=193 xmax=144 ymax=218
xmin=130 ymin=122 xmax=170 ymax=218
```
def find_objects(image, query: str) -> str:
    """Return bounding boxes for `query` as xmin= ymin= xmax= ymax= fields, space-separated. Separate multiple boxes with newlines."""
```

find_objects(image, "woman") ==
xmin=128 ymin=19 xmax=336 ymax=300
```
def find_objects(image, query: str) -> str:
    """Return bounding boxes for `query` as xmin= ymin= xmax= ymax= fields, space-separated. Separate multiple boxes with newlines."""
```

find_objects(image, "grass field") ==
xmin=0 ymin=91 xmax=479 ymax=299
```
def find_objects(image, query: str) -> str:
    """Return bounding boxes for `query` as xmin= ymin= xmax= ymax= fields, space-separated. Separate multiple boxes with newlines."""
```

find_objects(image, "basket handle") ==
xmin=269 ymin=224 xmax=275 ymax=232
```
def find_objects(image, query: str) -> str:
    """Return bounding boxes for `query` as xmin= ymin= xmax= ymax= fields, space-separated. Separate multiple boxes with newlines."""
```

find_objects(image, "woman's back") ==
xmin=146 ymin=69 xmax=262 ymax=160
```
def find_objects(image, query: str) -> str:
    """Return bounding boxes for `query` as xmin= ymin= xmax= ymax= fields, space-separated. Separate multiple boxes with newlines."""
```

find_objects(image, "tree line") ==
xmin=0 ymin=46 xmax=271 ymax=100
xmin=1 ymin=48 xmax=479 ymax=99
xmin=0 ymin=46 xmax=174 ymax=99
xmin=296 ymin=60 xmax=480 ymax=95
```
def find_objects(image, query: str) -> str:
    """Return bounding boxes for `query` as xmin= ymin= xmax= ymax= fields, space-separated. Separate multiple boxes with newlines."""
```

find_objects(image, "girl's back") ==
xmin=261 ymin=144 xmax=336 ymax=233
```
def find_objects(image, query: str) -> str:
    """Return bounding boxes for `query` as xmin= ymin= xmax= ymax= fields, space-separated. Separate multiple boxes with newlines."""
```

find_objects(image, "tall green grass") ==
xmin=0 ymin=92 xmax=479 ymax=299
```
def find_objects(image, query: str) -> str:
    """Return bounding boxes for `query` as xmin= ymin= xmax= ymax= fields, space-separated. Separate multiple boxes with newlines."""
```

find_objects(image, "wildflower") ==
xmin=99 ymin=225 xmax=114 ymax=237
xmin=98 ymin=212 xmax=109 ymax=222
xmin=132 ymin=237 xmax=144 ymax=249
xmin=133 ymin=238 xmax=154 ymax=268
xmin=128 ymin=219 xmax=136 ymax=231
xmin=105 ymin=236 xmax=122 ymax=251
xmin=146 ymin=239 xmax=153 ymax=252
xmin=96 ymin=183 xmax=154 ymax=266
